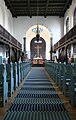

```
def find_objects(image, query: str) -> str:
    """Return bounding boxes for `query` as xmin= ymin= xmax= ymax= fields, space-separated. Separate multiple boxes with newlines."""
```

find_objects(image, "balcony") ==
xmin=0 ymin=25 xmax=22 ymax=51
xmin=54 ymin=25 xmax=76 ymax=51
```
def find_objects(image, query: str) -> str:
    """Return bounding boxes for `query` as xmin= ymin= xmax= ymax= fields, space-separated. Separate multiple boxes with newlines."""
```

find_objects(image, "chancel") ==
xmin=0 ymin=0 xmax=76 ymax=120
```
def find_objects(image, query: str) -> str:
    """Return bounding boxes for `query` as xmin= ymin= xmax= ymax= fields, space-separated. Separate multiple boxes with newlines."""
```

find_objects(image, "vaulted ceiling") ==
xmin=4 ymin=0 xmax=72 ymax=18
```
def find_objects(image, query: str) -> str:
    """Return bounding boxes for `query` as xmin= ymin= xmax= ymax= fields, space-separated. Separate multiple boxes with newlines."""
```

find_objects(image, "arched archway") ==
xmin=26 ymin=24 xmax=51 ymax=60
xmin=30 ymin=37 xmax=46 ymax=60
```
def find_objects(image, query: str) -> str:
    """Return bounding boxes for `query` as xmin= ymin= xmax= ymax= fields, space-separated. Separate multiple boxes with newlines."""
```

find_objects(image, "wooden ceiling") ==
xmin=4 ymin=0 xmax=72 ymax=18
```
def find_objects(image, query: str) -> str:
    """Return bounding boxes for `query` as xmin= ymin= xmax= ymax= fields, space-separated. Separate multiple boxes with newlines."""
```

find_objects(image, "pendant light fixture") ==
xmin=36 ymin=24 xmax=40 ymax=42
xmin=36 ymin=0 xmax=40 ymax=42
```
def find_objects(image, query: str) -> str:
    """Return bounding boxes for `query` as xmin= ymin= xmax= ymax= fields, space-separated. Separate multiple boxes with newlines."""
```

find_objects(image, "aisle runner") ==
xmin=3 ymin=67 xmax=71 ymax=120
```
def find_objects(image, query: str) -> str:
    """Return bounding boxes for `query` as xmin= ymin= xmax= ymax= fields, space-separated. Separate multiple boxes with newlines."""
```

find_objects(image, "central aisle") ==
xmin=2 ymin=67 xmax=71 ymax=120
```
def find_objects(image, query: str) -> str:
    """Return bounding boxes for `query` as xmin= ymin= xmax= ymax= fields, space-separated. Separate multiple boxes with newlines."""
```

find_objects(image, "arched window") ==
xmin=66 ymin=17 xmax=69 ymax=33
xmin=74 ymin=8 xmax=76 ymax=26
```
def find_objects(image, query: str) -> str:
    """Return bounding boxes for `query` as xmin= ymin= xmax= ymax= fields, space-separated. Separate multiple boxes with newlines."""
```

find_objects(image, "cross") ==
xmin=35 ymin=45 xmax=42 ymax=57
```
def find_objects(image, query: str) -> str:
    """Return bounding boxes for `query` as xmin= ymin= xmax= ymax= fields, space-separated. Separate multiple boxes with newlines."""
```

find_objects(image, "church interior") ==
xmin=0 ymin=0 xmax=76 ymax=120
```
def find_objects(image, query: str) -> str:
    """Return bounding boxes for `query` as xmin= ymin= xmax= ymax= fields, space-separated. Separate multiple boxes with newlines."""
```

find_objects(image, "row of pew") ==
xmin=0 ymin=61 xmax=31 ymax=107
xmin=45 ymin=62 xmax=76 ymax=107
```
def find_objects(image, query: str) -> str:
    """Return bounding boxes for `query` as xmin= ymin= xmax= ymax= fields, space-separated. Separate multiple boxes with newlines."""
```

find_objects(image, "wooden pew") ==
xmin=17 ymin=62 xmax=21 ymax=85
xmin=0 ymin=56 xmax=2 ymax=64
xmin=45 ymin=62 xmax=76 ymax=107
xmin=0 ymin=64 xmax=8 ymax=107
xmin=45 ymin=62 xmax=54 ymax=79
xmin=62 ymin=64 xmax=72 ymax=97
xmin=58 ymin=64 xmax=64 ymax=91
xmin=20 ymin=62 xmax=24 ymax=81
xmin=21 ymin=62 xmax=31 ymax=80
xmin=55 ymin=63 xmax=60 ymax=85
xmin=13 ymin=63 xmax=18 ymax=90
xmin=6 ymin=63 xmax=14 ymax=97
xmin=69 ymin=64 xmax=76 ymax=106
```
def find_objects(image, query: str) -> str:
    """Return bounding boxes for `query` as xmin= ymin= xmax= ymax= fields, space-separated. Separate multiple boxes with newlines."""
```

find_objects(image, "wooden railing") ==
xmin=0 ymin=25 xmax=22 ymax=50
xmin=54 ymin=25 xmax=76 ymax=50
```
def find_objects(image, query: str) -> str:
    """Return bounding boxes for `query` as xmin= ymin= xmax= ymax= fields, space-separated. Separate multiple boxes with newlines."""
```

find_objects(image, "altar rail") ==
xmin=45 ymin=62 xmax=76 ymax=107
xmin=0 ymin=61 xmax=31 ymax=107
xmin=54 ymin=25 xmax=76 ymax=50
xmin=0 ymin=25 xmax=22 ymax=50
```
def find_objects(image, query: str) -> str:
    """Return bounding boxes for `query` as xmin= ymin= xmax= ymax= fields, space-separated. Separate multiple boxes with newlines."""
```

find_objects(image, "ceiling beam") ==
xmin=45 ymin=0 xmax=50 ymax=18
xmin=9 ymin=2 xmax=65 ymax=6
xmin=49 ymin=0 xmax=66 ymax=3
xmin=27 ymin=0 xmax=32 ymax=18
xmin=4 ymin=0 xmax=72 ymax=17
xmin=60 ymin=0 xmax=72 ymax=17
xmin=15 ymin=13 xmax=60 ymax=17
xmin=5 ymin=0 xmax=17 ymax=17
xmin=49 ymin=3 xmax=65 ymax=6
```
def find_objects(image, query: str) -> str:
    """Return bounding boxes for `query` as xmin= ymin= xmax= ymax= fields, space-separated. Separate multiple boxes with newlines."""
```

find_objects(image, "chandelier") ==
xmin=36 ymin=0 xmax=40 ymax=42
xmin=31 ymin=0 xmax=43 ymax=43
xmin=32 ymin=24 xmax=43 ymax=43
xmin=36 ymin=24 xmax=40 ymax=42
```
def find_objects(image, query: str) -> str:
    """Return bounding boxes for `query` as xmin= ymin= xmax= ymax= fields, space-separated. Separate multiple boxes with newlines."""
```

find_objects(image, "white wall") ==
xmin=64 ymin=0 xmax=76 ymax=34
xmin=13 ymin=16 xmax=64 ymax=47
xmin=0 ymin=0 xmax=13 ymax=34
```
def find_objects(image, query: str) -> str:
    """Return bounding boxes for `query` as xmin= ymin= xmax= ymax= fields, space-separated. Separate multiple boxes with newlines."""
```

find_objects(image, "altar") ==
xmin=32 ymin=57 xmax=44 ymax=65
xmin=32 ymin=45 xmax=44 ymax=65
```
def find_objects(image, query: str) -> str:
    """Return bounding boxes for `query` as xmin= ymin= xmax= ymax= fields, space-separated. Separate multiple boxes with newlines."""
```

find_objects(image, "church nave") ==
xmin=0 ymin=0 xmax=76 ymax=120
